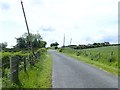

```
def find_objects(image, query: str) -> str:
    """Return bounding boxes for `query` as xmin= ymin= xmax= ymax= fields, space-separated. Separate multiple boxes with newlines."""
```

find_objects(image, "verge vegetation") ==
xmin=58 ymin=46 xmax=119 ymax=76
xmin=2 ymin=48 xmax=52 ymax=88
xmin=19 ymin=52 xmax=52 ymax=88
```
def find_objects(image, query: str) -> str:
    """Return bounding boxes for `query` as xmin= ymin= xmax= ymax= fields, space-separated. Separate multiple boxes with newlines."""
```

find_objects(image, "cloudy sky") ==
xmin=0 ymin=0 xmax=119 ymax=48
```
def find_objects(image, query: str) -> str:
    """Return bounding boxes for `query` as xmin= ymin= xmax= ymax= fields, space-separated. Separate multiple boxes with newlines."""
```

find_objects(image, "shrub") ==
xmin=59 ymin=49 xmax=63 ymax=52
xmin=76 ymin=51 xmax=81 ymax=56
xmin=55 ymin=47 xmax=58 ymax=49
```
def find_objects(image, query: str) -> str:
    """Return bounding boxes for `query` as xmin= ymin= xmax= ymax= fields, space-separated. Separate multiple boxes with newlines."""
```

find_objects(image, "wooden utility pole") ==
xmin=21 ymin=0 xmax=35 ymax=56
xmin=70 ymin=38 xmax=72 ymax=45
xmin=63 ymin=34 xmax=65 ymax=47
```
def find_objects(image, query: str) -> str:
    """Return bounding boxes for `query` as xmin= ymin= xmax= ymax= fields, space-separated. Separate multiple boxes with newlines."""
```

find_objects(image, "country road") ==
xmin=48 ymin=50 xmax=118 ymax=88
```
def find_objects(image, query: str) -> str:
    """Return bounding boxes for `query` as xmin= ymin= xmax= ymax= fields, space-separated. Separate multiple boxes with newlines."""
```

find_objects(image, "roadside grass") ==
xmin=0 ymin=78 xmax=2 ymax=90
xmin=58 ymin=46 xmax=118 ymax=76
xmin=0 ymin=52 xmax=1 ymax=89
xmin=19 ymin=53 xmax=52 ymax=88
xmin=67 ymin=53 xmax=118 ymax=75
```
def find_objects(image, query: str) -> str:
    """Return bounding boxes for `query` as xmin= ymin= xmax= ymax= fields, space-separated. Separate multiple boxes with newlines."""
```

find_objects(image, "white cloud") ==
xmin=0 ymin=0 xmax=119 ymax=48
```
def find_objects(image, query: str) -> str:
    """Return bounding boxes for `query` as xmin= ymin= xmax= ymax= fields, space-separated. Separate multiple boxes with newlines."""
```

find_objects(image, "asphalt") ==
xmin=48 ymin=50 xmax=118 ymax=88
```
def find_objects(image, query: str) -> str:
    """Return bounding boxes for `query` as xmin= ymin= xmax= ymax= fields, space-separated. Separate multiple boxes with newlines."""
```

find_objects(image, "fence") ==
xmin=1 ymin=49 xmax=42 ymax=85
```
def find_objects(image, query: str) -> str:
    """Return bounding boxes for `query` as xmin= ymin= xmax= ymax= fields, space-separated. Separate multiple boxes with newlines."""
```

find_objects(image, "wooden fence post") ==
xmin=24 ymin=57 xmax=27 ymax=73
xmin=29 ymin=55 xmax=32 ymax=66
xmin=10 ymin=56 xmax=19 ymax=84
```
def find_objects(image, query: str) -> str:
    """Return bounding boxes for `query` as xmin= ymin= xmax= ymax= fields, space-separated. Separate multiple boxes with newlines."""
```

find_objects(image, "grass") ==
xmin=19 ymin=53 xmax=52 ymax=88
xmin=67 ymin=53 xmax=118 ymax=75
xmin=58 ymin=46 xmax=118 ymax=76
xmin=0 ymin=52 xmax=1 ymax=89
xmin=0 ymin=78 xmax=2 ymax=90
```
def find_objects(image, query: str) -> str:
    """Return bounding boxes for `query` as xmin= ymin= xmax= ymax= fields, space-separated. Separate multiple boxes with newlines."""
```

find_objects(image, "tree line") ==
xmin=1 ymin=32 xmax=47 ymax=51
xmin=15 ymin=33 xmax=47 ymax=49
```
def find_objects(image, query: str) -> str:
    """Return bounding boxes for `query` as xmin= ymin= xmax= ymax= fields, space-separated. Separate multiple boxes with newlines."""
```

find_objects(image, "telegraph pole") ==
xmin=21 ymin=0 xmax=35 ymax=56
xmin=70 ymin=38 xmax=72 ymax=45
xmin=63 ymin=34 xmax=65 ymax=47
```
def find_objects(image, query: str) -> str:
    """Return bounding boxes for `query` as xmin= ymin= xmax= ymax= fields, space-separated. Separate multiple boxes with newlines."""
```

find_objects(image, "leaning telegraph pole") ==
xmin=21 ymin=0 xmax=35 ymax=56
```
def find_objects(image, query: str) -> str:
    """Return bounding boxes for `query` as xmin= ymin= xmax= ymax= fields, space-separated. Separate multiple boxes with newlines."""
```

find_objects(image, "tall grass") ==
xmin=19 ymin=53 xmax=52 ymax=88
xmin=79 ymin=46 xmax=118 ymax=67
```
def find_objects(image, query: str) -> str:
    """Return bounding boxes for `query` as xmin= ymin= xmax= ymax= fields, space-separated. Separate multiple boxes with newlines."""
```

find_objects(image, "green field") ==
xmin=59 ymin=46 xmax=119 ymax=76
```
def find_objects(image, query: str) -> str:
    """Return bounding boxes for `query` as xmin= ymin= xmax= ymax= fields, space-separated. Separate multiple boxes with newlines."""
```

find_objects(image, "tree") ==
xmin=15 ymin=33 xmax=46 ymax=49
xmin=93 ymin=43 xmax=98 ymax=46
xmin=50 ymin=42 xmax=59 ymax=47
xmin=40 ymin=41 xmax=47 ymax=48
xmin=16 ymin=37 xmax=27 ymax=48
xmin=0 ymin=42 xmax=7 ymax=49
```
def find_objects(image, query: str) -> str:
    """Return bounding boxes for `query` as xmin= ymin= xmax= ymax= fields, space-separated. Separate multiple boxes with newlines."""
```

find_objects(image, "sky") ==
xmin=0 ymin=0 xmax=119 ymax=48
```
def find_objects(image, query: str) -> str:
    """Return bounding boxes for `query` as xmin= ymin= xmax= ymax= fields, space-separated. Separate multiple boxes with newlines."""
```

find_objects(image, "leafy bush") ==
xmin=59 ymin=49 xmax=63 ymax=52
xmin=76 ymin=51 xmax=81 ymax=56
xmin=55 ymin=46 xmax=58 ymax=49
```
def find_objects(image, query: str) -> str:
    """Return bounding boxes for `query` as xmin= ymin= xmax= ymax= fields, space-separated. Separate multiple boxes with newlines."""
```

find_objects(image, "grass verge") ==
xmin=19 ymin=53 xmax=52 ymax=88
xmin=58 ymin=48 xmax=118 ymax=76
xmin=0 ymin=78 xmax=2 ymax=89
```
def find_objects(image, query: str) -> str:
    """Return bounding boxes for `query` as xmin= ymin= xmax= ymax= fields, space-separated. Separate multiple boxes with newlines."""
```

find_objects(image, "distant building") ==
xmin=67 ymin=45 xmax=78 ymax=49
xmin=79 ymin=44 xmax=87 ymax=49
xmin=88 ymin=44 xmax=93 ymax=46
